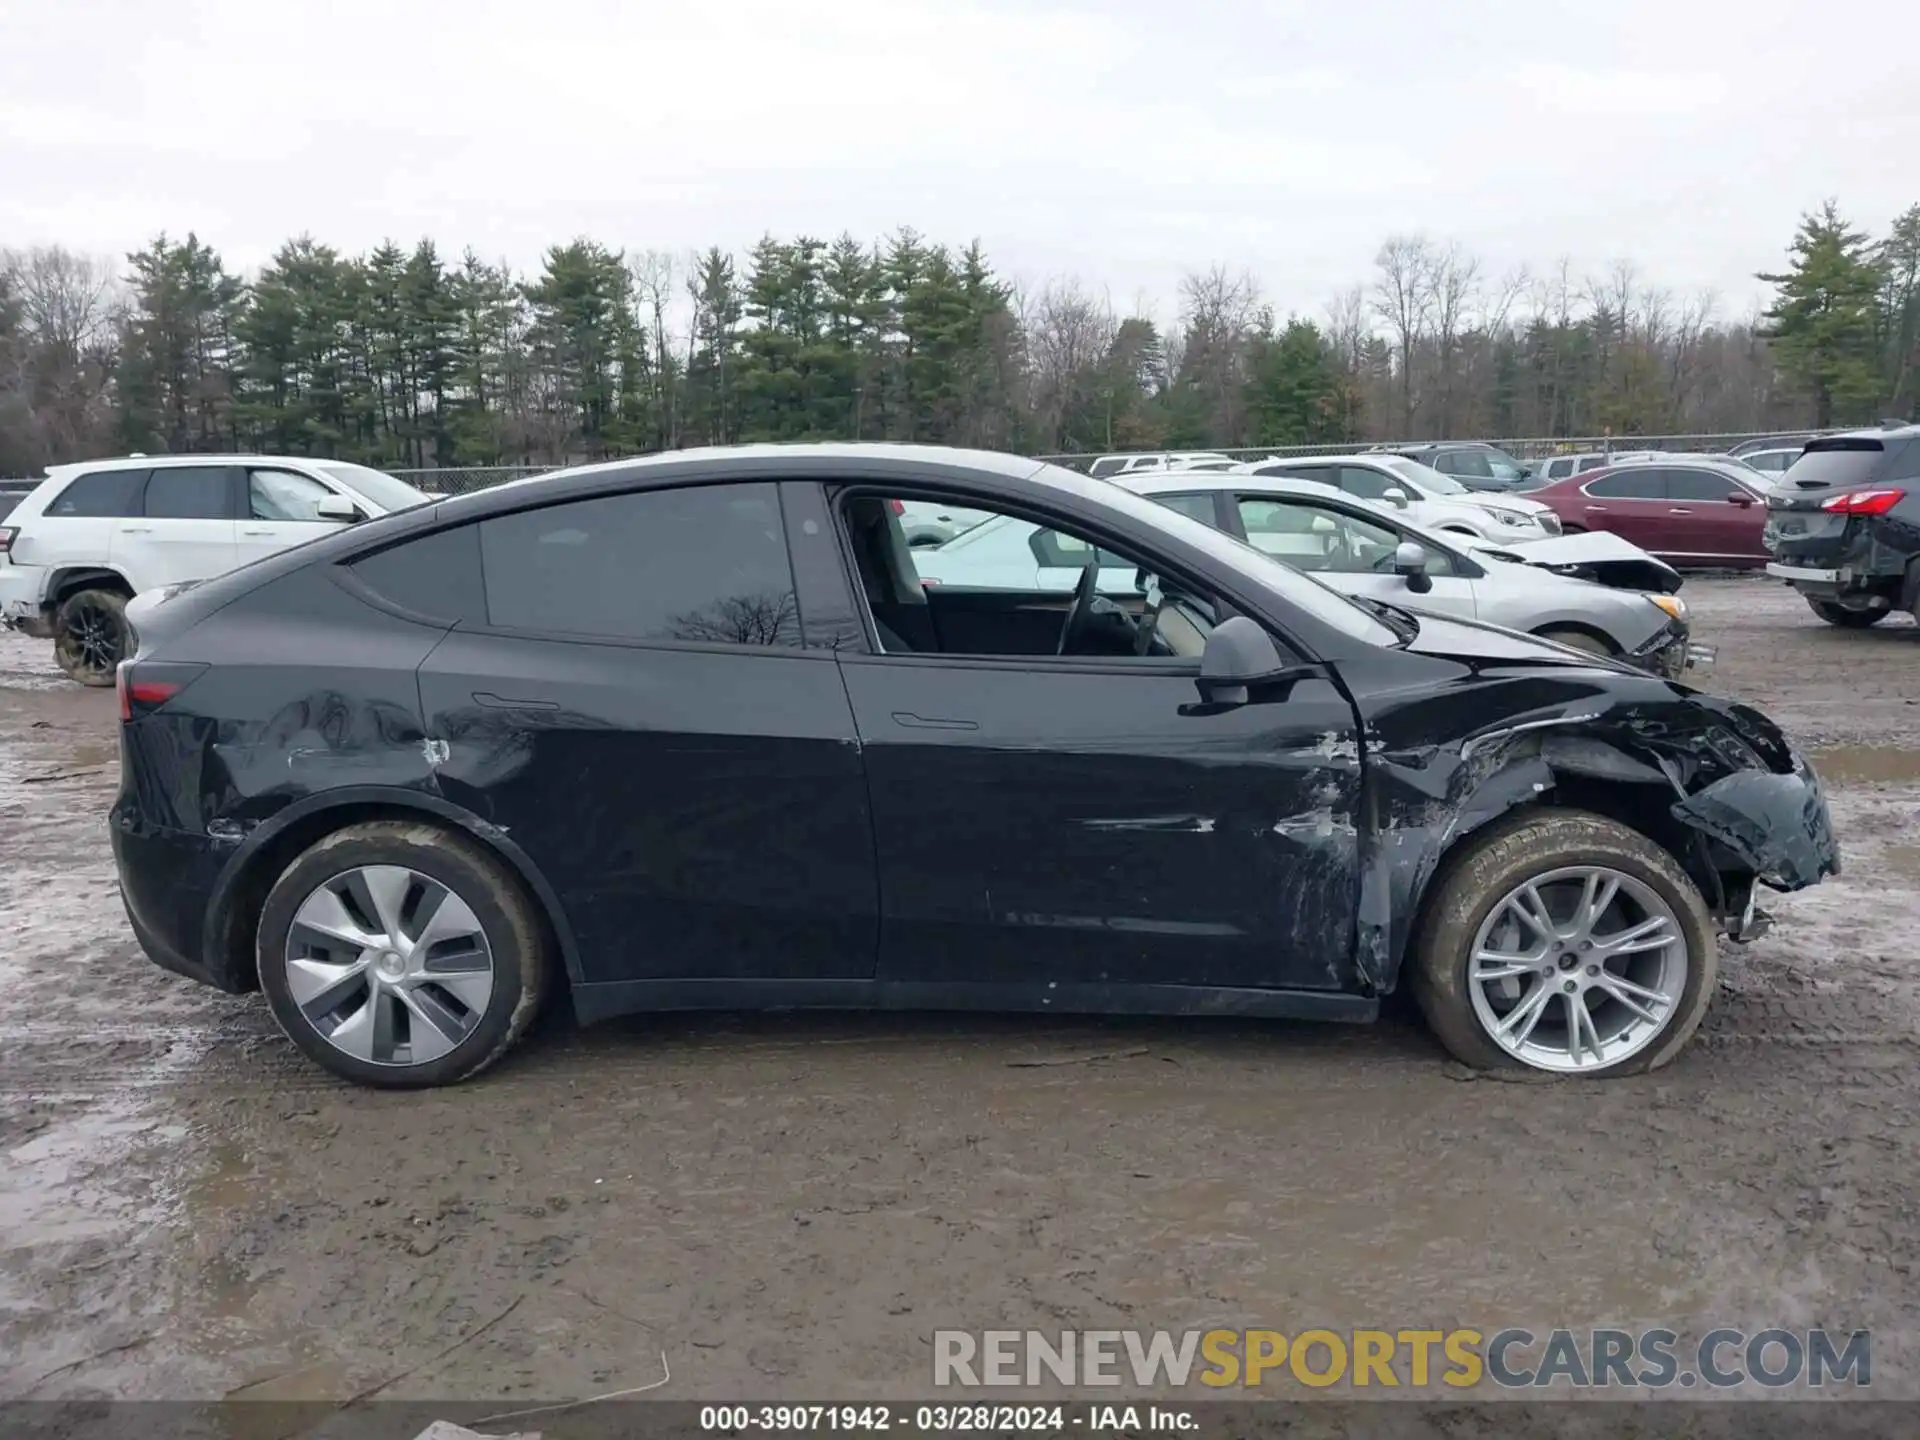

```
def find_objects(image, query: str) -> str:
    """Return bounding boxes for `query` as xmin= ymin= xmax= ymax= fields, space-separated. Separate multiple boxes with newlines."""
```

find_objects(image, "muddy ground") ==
xmin=2 ymin=577 xmax=1918 ymax=1412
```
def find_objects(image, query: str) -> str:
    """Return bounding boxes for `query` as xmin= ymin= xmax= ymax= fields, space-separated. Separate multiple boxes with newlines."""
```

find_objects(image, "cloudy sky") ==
xmin=3 ymin=0 xmax=1912 ymax=324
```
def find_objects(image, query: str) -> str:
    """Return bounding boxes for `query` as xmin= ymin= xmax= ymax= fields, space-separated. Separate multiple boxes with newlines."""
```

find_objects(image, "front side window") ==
xmin=1380 ymin=457 xmax=1468 ymax=495
xmin=1667 ymin=468 xmax=1744 ymax=502
xmin=1237 ymin=496 xmax=1447 ymax=575
xmin=1442 ymin=450 xmax=1495 ymax=479
xmin=478 ymin=483 xmax=801 ymax=647
xmin=1333 ymin=465 xmax=1397 ymax=502
xmin=49 ymin=469 xmax=147 ymax=517
xmin=249 ymin=469 xmax=339 ymax=521
xmin=1484 ymin=453 xmax=1527 ymax=481
xmin=143 ymin=466 xmax=235 ymax=520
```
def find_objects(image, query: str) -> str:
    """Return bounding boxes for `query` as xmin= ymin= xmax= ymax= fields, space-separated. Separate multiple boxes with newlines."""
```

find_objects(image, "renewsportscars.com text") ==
xmin=932 ymin=1327 xmax=1871 ymax=1391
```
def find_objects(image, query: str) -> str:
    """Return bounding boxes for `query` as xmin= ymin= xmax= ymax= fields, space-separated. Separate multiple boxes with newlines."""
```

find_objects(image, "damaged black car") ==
xmin=110 ymin=445 xmax=1840 ymax=1088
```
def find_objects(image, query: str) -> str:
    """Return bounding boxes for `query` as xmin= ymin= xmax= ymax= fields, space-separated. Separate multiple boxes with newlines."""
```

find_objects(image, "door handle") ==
xmin=473 ymin=691 xmax=560 ymax=711
xmin=120 ymin=526 xmax=152 ymax=534
xmin=892 ymin=711 xmax=978 ymax=731
xmin=1667 ymin=507 xmax=1693 ymax=515
xmin=1583 ymin=506 xmax=1606 ymax=513
xmin=240 ymin=528 xmax=274 ymax=536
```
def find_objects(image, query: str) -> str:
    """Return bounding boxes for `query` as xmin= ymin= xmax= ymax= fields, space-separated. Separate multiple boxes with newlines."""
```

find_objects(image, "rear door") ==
xmin=236 ymin=465 xmax=357 ymax=567
xmin=411 ymin=480 xmax=878 ymax=991
xmin=119 ymin=466 xmax=241 ymax=589
xmin=1574 ymin=470 xmax=1671 ymax=553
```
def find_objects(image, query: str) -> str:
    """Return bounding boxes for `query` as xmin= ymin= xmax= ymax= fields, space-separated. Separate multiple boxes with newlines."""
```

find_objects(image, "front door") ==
xmin=235 ymin=466 xmax=355 ymax=568
xmin=1230 ymin=493 xmax=1480 ymax=621
xmin=414 ymin=481 xmax=878 ymax=989
xmin=819 ymin=485 xmax=1367 ymax=997
xmin=1663 ymin=467 xmax=1767 ymax=564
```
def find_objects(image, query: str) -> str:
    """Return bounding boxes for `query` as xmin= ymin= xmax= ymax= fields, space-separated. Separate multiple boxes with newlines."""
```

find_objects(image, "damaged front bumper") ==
xmin=1629 ymin=619 xmax=1704 ymax=680
xmin=1671 ymin=750 xmax=1840 ymax=937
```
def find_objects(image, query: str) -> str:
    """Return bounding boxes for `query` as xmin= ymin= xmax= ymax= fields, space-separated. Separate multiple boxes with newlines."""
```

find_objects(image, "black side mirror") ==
xmin=1726 ymin=491 xmax=1754 ymax=508
xmin=1197 ymin=616 xmax=1286 ymax=707
xmin=1393 ymin=541 xmax=1433 ymax=594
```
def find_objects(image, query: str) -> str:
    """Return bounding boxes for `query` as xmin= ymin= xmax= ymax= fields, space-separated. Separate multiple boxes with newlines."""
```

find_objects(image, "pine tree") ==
xmin=1758 ymin=202 xmax=1887 ymax=427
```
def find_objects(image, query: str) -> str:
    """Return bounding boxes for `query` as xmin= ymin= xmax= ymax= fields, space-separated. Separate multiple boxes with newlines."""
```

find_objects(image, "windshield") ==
xmin=317 ymin=462 xmax=432 ymax=514
xmin=1382 ymin=456 xmax=1468 ymax=495
xmin=1029 ymin=463 xmax=1399 ymax=646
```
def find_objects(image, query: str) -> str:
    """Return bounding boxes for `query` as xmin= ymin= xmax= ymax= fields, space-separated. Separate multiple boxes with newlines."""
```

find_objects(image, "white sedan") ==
xmin=911 ymin=473 xmax=1697 ymax=675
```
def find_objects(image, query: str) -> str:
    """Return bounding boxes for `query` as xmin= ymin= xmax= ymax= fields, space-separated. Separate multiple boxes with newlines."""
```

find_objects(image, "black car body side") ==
xmin=111 ymin=447 xmax=1839 ymax=1021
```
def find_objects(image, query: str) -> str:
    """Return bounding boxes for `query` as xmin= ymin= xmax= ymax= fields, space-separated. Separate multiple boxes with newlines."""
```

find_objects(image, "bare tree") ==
xmin=0 ymin=246 xmax=121 ymax=463
xmin=1371 ymin=235 xmax=1434 ymax=434
xmin=1177 ymin=264 xmax=1261 ymax=442
xmin=1426 ymin=241 xmax=1481 ymax=436
xmin=631 ymin=249 xmax=678 ymax=448
xmin=1024 ymin=278 xmax=1119 ymax=450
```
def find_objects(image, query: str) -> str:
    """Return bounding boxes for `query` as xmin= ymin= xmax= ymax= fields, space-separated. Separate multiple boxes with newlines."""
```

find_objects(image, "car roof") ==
xmin=44 ymin=454 xmax=351 ymax=476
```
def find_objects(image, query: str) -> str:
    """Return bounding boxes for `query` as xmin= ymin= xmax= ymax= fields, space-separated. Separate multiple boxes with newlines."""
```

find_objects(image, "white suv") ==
xmin=1238 ymin=453 xmax=1561 ymax=541
xmin=0 ymin=455 xmax=429 ymax=684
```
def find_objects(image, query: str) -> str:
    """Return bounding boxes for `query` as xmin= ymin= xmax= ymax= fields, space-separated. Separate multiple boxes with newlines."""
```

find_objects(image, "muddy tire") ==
xmin=1535 ymin=626 xmax=1614 ymax=656
xmin=256 ymin=820 xmax=550 ymax=1088
xmin=53 ymin=587 xmax=131 ymax=687
xmin=1806 ymin=597 xmax=1886 ymax=629
xmin=1410 ymin=809 xmax=1717 ymax=1078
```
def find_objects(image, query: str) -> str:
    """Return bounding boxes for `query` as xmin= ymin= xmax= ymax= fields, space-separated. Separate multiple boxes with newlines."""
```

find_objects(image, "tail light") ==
xmin=1820 ymin=488 xmax=1906 ymax=515
xmin=116 ymin=661 xmax=207 ymax=723
xmin=0 ymin=526 xmax=16 ymax=557
xmin=887 ymin=499 xmax=906 ymax=515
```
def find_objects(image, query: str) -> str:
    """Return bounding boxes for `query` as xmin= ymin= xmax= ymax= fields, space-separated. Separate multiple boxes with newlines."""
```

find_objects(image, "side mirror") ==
xmin=1381 ymin=487 xmax=1410 ymax=508
xmin=315 ymin=494 xmax=363 ymax=523
xmin=1197 ymin=616 xmax=1286 ymax=707
xmin=1393 ymin=541 xmax=1433 ymax=594
xmin=1726 ymin=490 xmax=1754 ymax=508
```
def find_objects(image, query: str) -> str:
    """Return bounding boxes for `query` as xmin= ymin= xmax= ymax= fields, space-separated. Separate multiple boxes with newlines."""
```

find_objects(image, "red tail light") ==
xmin=116 ymin=662 xmax=206 ymax=722
xmin=0 ymin=526 xmax=16 ymax=556
xmin=1820 ymin=488 xmax=1906 ymax=515
xmin=887 ymin=498 xmax=906 ymax=515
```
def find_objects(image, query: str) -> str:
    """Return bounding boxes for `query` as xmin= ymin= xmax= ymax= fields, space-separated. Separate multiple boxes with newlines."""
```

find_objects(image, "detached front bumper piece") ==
xmin=1671 ymin=755 xmax=1841 ymax=893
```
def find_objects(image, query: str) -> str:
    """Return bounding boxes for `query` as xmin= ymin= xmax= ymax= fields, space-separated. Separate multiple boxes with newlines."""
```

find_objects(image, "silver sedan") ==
xmin=1120 ymin=472 xmax=1699 ymax=676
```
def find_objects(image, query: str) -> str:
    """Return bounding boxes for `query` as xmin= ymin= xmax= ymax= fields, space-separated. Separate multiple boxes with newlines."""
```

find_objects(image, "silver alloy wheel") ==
xmin=1466 ymin=864 xmax=1688 ymax=1074
xmin=283 ymin=865 xmax=496 ymax=1067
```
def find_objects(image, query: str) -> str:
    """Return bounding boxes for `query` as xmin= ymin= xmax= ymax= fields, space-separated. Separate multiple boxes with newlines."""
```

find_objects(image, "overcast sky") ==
xmin=3 ymin=0 xmax=1912 ymax=327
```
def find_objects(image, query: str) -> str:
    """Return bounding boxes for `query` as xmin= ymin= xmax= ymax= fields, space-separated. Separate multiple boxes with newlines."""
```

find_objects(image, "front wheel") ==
xmin=1410 ymin=810 xmax=1717 ymax=1077
xmin=53 ymin=587 xmax=131 ymax=686
xmin=1805 ymin=597 xmax=1887 ymax=628
xmin=257 ymin=820 xmax=551 ymax=1088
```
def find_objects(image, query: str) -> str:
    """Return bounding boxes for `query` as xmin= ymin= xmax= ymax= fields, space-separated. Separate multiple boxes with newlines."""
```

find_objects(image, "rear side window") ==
xmin=1151 ymin=492 xmax=1220 ymax=526
xmin=144 ymin=466 xmax=236 ymax=519
xmin=349 ymin=524 xmax=486 ymax=622
xmin=47 ymin=469 xmax=147 ymax=517
xmin=478 ymin=483 xmax=802 ymax=647
xmin=1584 ymin=471 xmax=1666 ymax=499
xmin=1088 ymin=458 xmax=1127 ymax=478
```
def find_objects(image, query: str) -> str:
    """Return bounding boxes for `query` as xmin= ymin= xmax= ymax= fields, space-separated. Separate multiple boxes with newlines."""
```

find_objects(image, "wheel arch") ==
xmin=1376 ymin=736 xmax=1722 ymax=996
xmin=50 ymin=566 xmax=135 ymax=607
xmin=1528 ymin=620 xmax=1621 ymax=654
xmin=203 ymin=786 xmax=584 ymax=995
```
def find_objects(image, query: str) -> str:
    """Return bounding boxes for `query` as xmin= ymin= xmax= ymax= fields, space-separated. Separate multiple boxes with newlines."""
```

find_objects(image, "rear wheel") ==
xmin=53 ymin=587 xmax=131 ymax=686
xmin=256 ymin=820 xmax=551 ymax=1088
xmin=1535 ymin=626 xmax=1614 ymax=657
xmin=1805 ymin=597 xmax=1887 ymax=628
xmin=1411 ymin=810 xmax=1717 ymax=1077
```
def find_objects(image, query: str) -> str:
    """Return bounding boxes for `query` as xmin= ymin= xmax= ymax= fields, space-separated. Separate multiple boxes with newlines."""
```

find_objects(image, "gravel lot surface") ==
xmin=2 ymin=578 xmax=1917 ymax=1414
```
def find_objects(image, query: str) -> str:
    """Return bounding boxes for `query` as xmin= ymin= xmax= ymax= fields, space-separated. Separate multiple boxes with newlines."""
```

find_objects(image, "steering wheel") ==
xmin=1056 ymin=561 xmax=1101 ymax=655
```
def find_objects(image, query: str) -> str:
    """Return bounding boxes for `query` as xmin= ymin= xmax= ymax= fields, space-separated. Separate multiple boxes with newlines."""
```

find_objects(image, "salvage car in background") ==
xmin=1371 ymin=441 xmax=1535 ymax=491
xmin=0 ymin=455 xmax=429 ymax=683
xmin=1764 ymin=422 xmax=1920 ymax=627
xmin=1110 ymin=472 xmax=1696 ymax=674
xmin=113 ymin=444 xmax=1835 ymax=1089
xmin=1522 ymin=457 xmax=1773 ymax=568
xmin=1236 ymin=453 xmax=1562 ymax=542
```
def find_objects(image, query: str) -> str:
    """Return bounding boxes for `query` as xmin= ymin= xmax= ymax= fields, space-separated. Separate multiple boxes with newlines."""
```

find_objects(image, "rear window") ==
xmin=1785 ymin=438 xmax=1895 ymax=491
xmin=47 ymin=469 xmax=147 ymax=518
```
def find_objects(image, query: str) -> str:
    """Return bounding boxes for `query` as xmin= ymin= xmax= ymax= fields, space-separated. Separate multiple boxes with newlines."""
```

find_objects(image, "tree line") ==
xmin=2 ymin=200 xmax=1916 ymax=478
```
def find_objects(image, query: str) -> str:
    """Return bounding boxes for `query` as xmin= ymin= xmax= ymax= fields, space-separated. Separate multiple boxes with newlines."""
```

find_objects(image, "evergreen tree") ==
xmin=1758 ymin=202 xmax=1887 ymax=427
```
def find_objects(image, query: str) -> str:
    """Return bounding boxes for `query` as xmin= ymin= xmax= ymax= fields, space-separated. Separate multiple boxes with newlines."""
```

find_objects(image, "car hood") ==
xmin=1470 ymin=532 xmax=1682 ymax=593
xmin=1396 ymin=610 xmax=1641 ymax=673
